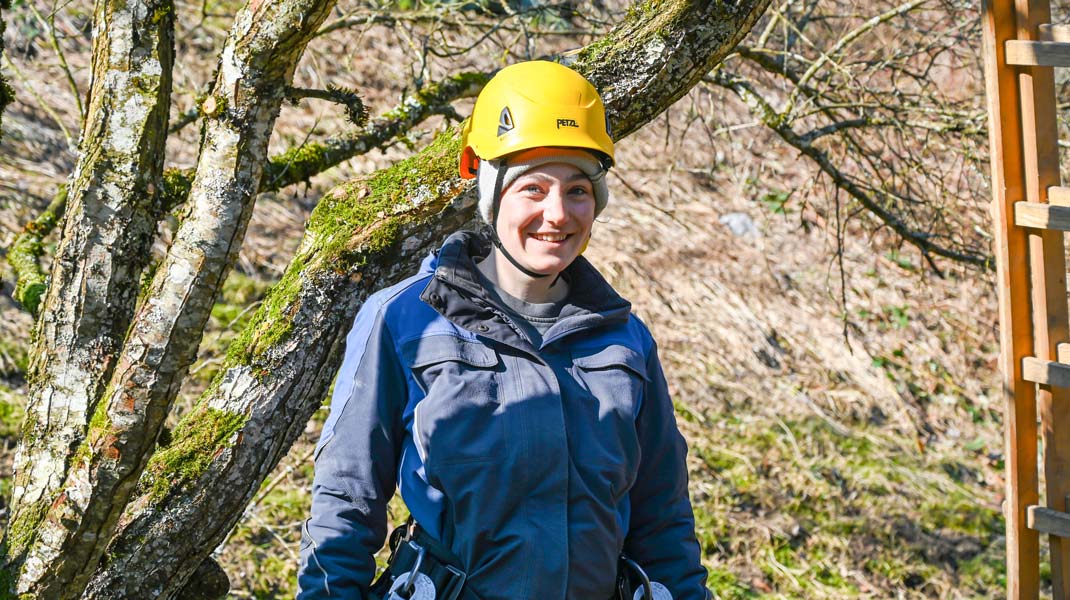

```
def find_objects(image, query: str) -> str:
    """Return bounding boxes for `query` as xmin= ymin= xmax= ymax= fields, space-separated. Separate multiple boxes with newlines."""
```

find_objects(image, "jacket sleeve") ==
xmin=297 ymin=298 xmax=406 ymax=599
xmin=623 ymin=340 xmax=710 ymax=600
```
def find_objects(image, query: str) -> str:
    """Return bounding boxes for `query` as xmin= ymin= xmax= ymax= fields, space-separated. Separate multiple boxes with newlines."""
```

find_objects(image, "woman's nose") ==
xmin=542 ymin=189 xmax=568 ymax=224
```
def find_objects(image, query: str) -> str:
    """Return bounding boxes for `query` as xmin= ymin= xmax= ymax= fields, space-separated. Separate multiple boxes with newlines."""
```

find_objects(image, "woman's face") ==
xmin=495 ymin=162 xmax=596 ymax=277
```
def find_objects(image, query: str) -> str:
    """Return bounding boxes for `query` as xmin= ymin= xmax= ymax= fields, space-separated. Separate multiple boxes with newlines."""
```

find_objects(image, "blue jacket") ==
xmin=298 ymin=231 xmax=708 ymax=599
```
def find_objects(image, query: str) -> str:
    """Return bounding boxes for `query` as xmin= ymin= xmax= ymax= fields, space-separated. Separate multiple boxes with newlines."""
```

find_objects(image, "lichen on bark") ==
xmin=2 ymin=0 xmax=176 ymax=591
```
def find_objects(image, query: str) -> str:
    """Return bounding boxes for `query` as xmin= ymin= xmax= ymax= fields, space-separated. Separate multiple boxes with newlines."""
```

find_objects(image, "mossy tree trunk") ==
xmin=2 ymin=0 xmax=175 ymax=592
xmin=82 ymin=0 xmax=772 ymax=596
xmin=3 ymin=0 xmax=334 ymax=596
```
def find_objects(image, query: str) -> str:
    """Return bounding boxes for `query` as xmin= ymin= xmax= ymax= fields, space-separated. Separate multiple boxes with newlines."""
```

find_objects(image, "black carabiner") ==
xmin=620 ymin=556 xmax=653 ymax=600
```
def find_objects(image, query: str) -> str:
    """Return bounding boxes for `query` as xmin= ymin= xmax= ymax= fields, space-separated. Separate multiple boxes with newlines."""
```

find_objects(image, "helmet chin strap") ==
xmin=487 ymin=161 xmax=552 ymax=280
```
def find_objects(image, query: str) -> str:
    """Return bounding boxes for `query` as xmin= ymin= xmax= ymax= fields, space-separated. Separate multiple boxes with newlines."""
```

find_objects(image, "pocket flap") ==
xmin=402 ymin=335 xmax=499 ymax=369
xmin=572 ymin=345 xmax=650 ymax=381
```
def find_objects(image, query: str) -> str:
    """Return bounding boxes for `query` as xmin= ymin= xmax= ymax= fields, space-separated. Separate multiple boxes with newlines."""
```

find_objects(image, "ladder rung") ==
xmin=1022 ymin=357 xmax=1070 ymax=387
xmin=1014 ymin=202 xmax=1070 ymax=230
xmin=1059 ymin=343 xmax=1070 ymax=364
xmin=1039 ymin=24 xmax=1070 ymax=43
xmin=1006 ymin=40 xmax=1070 ymax=67
xmin=1028 ymin=505 xmax=1070 ymax=538
xmin=1049 ymin=186 xmax=1070 ymax=206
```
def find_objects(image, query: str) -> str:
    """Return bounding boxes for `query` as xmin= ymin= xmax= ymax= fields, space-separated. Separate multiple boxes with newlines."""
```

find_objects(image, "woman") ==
xmin=298 ymin=61 xmax=709 ymax=599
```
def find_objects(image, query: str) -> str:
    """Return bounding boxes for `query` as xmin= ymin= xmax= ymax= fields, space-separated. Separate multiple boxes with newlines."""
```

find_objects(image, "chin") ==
xmin=522 ymin=255 xmax=575 ymax=276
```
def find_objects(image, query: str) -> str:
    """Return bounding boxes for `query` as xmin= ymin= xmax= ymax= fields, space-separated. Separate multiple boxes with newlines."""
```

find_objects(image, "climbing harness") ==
xmin=372 ymin=520 xmax=683 ymax=600
xmin=370 ymin=520 xmax=470 ymax=600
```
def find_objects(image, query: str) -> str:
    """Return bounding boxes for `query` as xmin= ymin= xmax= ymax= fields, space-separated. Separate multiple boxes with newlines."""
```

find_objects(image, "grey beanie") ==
xmin=477 ymin=149 xmax=610 ymax=225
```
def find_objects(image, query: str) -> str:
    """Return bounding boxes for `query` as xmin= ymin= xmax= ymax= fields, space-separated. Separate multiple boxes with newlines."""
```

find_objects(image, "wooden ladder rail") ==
xmin=983 ymin=0 xmax=1070 ymax=597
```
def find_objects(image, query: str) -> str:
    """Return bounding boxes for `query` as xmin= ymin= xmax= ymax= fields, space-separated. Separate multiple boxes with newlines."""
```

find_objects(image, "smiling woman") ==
xmin=298 ymin=60 xmax=711 ymax=600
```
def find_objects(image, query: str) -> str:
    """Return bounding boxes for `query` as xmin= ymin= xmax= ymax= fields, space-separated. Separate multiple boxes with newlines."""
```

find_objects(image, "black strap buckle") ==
xmin=370 ymin=520 xmax=469 ymax=600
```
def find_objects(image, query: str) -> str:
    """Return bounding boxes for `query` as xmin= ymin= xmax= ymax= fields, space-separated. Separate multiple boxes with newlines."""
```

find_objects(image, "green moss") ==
xmin=225 ymin=129 xmax=462 ymax=368
xmin=151 ymin=1 xmax=172 ymax=23
xmin=10 ymin=236 xmax=46 ymax=316
xmin=160 ymin=167 xmax=193 ymax=211
xmin=139 ymin=260 xmax=160 ymax=298
xmin=4 ymin=500 xmax=48 ymax=559
xmin=141 ymin=407 xmax=248 ymax=503
xmin=264 ymin=142 xmax=331 ymax=187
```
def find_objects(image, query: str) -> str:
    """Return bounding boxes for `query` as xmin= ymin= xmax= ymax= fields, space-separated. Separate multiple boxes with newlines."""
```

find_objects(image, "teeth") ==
xmin=532 ymin=233 xmax=567 ymax=242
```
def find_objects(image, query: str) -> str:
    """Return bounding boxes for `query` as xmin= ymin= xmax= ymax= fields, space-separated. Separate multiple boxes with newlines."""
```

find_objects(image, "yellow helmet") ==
xmin=459 ymin=61 xmax=614 ymax=179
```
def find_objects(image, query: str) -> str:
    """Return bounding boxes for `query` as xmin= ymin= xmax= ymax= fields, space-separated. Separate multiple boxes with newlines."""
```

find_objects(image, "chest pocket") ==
xmin=403 ymin=334 xmax=503 ymax=467
xmin=570 ymin=344 xmax=649 ymax=499
xmin=572 ymin=344 xmax=649 ymax=418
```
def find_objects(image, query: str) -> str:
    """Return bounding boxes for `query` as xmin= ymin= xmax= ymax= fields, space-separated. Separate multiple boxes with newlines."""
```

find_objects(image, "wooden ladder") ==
xmin=984 ymin=0 xmax=1070 ymax=597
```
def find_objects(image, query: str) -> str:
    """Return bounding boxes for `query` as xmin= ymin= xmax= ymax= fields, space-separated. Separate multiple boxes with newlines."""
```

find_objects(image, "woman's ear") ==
xmin=459 ymin=147 xmax=480 ymax=179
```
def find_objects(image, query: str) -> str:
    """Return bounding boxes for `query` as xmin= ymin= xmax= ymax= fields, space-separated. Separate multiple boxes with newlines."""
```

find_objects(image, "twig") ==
xmin=285 ymin=85 xmax=368 ymax=126
xmin=707 ymin=71 xmax=991 ymax=270
xmin=27 ymin=0 xmax=84 ymax=125
xmin=168 ymin=107 xmax=200 ymax=134
xmin=2 ymin=55 xmax=75 ymax=149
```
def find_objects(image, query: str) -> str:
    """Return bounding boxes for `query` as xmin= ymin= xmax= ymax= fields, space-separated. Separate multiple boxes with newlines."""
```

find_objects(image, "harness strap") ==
xmin=370 ymin=520 xmax=479 ymax=600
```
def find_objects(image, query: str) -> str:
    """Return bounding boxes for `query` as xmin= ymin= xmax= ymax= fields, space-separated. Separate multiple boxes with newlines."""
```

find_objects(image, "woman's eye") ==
xmin=523 ymin=184 xmax=542 ymax=194
xmin=570 ymin=186 xmax=592 ymax=196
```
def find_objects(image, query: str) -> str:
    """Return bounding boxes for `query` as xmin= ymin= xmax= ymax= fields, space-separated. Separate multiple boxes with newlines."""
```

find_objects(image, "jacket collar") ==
xmin=420 ymin=230 xmax=632 ymax=352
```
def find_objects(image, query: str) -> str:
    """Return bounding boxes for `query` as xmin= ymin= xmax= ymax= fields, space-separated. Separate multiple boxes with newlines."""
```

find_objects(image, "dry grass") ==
xmin=0 ymin=0 xmax=1024 ymax=596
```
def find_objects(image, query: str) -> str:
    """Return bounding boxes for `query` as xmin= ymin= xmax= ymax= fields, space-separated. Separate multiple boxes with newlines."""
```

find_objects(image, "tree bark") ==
xmin=0 ymin=0 xmax=12 ymax=139
xmin=8 ymin=0 xmax=338 ymax=594
xmin=3 ymin=0 xmax=174 ymax=592
xmin=86 ymin=0 xmax=772 ymax=595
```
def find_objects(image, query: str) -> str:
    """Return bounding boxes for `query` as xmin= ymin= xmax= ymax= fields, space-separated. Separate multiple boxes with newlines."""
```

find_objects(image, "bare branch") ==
xmin=708 ymin=71 xmax=990 ymax=269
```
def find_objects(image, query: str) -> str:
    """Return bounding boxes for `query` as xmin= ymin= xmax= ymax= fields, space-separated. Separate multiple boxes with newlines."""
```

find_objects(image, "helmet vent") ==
xmin=497 ymin=107 xmax=514 ymax=136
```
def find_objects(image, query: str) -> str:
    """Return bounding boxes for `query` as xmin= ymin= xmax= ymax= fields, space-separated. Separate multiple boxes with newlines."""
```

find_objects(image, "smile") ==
xmin=530 ymin=233 xmax=569 ymax=242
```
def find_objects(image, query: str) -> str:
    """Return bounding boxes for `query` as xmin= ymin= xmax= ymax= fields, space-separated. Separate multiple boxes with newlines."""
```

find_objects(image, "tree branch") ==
xmin=3 ymin=71 xmax=487 ymax=334
xmin=708 ymin=70 xmax=991 ymax=269
xmin=285 ymin=84 xmax=369 ymax=126
xmin=164 ymin=70 xmax=489 ymax=203
xmin=7 ymin=185 xmax=68 ymax=315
